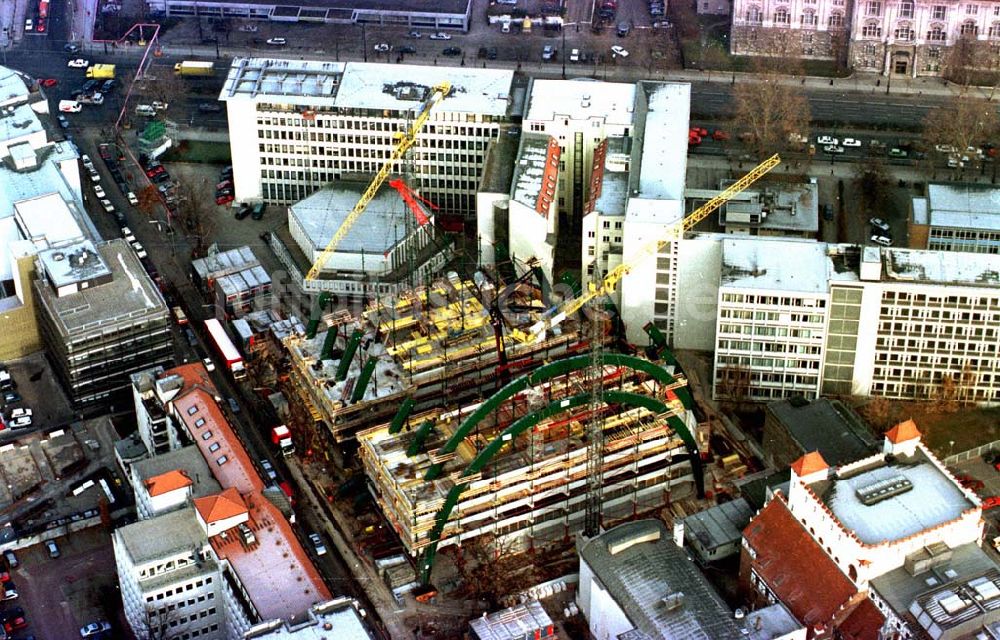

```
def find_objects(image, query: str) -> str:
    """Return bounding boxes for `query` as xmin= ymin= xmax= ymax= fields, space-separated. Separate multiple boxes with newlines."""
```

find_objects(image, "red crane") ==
xmin=388 ymin=178 xmax=438 ymax=226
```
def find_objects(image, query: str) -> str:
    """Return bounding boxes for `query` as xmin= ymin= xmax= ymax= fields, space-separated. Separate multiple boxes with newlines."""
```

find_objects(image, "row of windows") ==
xmin=871 ymin=381 xmax=1000 ymax=399
xmin=176 ymin=622 xmax=220 ymax=640
xmin=875 ymin=337 xmax=999 ymax=353
xmin=744 ymin=8 xmax=845 ymax=26
xmin=720 ymin=293 xmax=826 ymax=307
xmin=719 ymin=309 xmax=826 ymax=323
xmin=882 ymin=292 xmax=1000 ymax=307
xmin=717 ymin=355 xmax=821 ymax=369
xmin=256 ymin=113 xmax=496 ymax=132
xmin=149 ymin=594 xmax=216 ymax=615
xmin=147 ymin=577 xmax=213 ymax=600
xmin=878 ymin=321 xmax=998 ymax=337
xmin=718 ymin=324 xmax=819 ymax=339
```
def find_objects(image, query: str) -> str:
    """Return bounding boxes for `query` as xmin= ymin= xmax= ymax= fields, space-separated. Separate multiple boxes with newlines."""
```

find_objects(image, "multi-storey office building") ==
xmin=713 ymin=239 xmax=836 ymax=401
xmin=220 ymin=59 xmax=514 ymax=213
xmin=33 ymin=240 xmax=173 ymax=409
xmin=910 ymin=183 xmax=1000 ymax=254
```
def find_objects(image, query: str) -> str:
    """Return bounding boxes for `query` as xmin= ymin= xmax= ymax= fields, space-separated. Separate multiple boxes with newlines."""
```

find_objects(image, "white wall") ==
xmin=673 ymin=236 xmax=724 ymax=350
xmin=578 ymin=559 xmax=636 ymax=640
xmin=226 ymin=101 xmax=263 ymax=203
xmin=476 ymin=192 xmax=508 ymax=269
xmin=508 ymin=200 xmax=556 ymax=287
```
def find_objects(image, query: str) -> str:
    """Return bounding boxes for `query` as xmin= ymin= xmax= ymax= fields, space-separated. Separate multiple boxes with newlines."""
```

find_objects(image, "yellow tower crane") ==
xmin=304 ymin=82 xmax=452 ymax=284
xmin=525 ymin=153 xmax=781 ymax=341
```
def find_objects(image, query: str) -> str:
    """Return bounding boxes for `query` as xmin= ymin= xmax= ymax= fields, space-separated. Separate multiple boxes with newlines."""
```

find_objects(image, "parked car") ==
xmin=308 ymin=532 xmax=327 ymax=556
xmin=816 ymin=135 xmax=838 ymax=146
xmin=251 ymin=202 xmax=266 ymax=220
xmin=442 ymin=47 xmax=461 ymax=57
xmin=842 ymin=137 xmax=862 ymax=147
xmin=888 ymin=147 xmax=908 ymax=158
xmin=100 ymin=199 xmax=115 ymax=213
xmin=3 ymin=392 xmax=21 ymax=404
xmin=234 ymin=203 xmax=251 ymax=220
xmin=265 ymin=37 xmax=287 ymax=46
xmin=216 ymin=193 xmax=235 ymax=206
xmin=408 ymin=30 xmax=421 ymax=38
xmin=67 ymin=58 xmax=89 ymax=68
xmin=260 ymin=459 xmax=277 ymax=480
xmin=399 ymin=45 xmax=416 ymax=54
xmin=869 ymin=217 xmax=890 ymax=232
xmin=610 ymin=45 xmax=629 ymax=57
xmin=429 ymin=32 xmax=452 ymax=40
xmin=100 ymin=79 xmax=115 ymax=93
xmin=198 ymin=103 xmax=222 ymax=113
xmin=871 ymin=234 xmax=893 ymax=246
xmin=57 ymin=115 xmax=69 ymax=129
xmin=126 ymin=191 xmax=138 ymax=205
xmin=373 ymin=42 xmax=391 ymax=53
xmin=93 ymin=184 xmax=105 ymax=198
xmin=4 ymin=551 xmax=17 ymax=568
xmin=541 ymin=45 xmax=555 ymax=61
xmin=80 ymin=621 xmax=112 ymax=637
xmin=823 ymin=144 xmax=846 ymax=154
xmin=227 ymin=397 xmax=240 ymax=414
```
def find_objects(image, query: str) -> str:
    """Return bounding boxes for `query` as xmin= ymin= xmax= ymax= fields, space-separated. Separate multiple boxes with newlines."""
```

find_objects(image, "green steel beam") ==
xmin=335 ymin=329 xmax=364 ymax=382
xmin=406 ymin=420 xmax=436 ymax=457
xmin=388 ymin=397 xmax=416 ymax=434
xmin=319 ymin=327 xmax=339 ymax=361
xmin=351 ymin=357 xmax=377 ymax=403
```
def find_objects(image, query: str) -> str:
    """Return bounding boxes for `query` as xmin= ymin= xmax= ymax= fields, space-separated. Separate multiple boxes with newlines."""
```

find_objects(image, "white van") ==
xmin=59 ymin=100 xmax=82 ymax=113
xmin=135 ymin=104 xmax=156 ymax=117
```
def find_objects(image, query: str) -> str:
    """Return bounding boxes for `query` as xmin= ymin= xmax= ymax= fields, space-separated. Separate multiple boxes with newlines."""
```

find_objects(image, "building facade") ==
xmin=220 ymin=59 xmax=512 ymax=214
xmin=730 ymin=0 xmax=851 ymax=60
xmin=910 ymin=184 xmax=1000 ymax=255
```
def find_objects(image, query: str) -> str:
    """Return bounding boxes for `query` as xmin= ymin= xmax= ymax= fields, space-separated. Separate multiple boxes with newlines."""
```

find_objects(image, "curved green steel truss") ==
xmin=418 ymin=352 xmax=703 ymax=584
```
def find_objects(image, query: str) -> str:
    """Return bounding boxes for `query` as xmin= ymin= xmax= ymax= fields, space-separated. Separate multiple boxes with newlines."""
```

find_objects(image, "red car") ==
xmin=712 ymin=129 xmax=730 ymax=141
xmin=40 ymin=78 xmax=57 ymax=88
xmin=688 ymin=134 xmax=702 ymax=146
xmin=216 ymin=179 xmax=233 ymax=190
xmin=690 ymin=126 xmax=708 ymax=137
xmin=983 ymin=496 xmax=1000 ymax=510
xmin=4 ymin=616 xmax=26 ymax=632
xmin=215 ymin=193 xmax=234 ymax=206
xmin=145 ymin=166 xmax=165 ymax=178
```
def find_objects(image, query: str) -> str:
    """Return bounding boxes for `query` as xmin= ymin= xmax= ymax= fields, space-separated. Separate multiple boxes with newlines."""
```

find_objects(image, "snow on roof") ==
xmin=822 ymin=451 xmax=975 ymax=545
xmin=289 ymin=184 xmax=412 ymax=255
xmin=245 ymin=598 xmax=375 ymax=640
xmin=720 ymin=237 xmax=832 ymax=293
xmin=927 ymin=183 xmax=1000 ymax=231
xmin=0 ymin=101 xmax=41 ymax=143
xmin=14 ymin=193 xmax=84 ymax=248
xmin=511 ymin=134 xmax=553 ymax=210
xmin=911 ymin=196 xmax=929 ymax=225
xmin=526 ymin=78 xmax=635 ymax=125
xmin=883 ymin=248 xmax=1000 ymax=287
xmin=638 ymin=82 xmax=689 ymax=200
xmin=0 ymin=67 xmax=29 ymax=106
xmin=334 ymin=63 xmax=513 ymax=116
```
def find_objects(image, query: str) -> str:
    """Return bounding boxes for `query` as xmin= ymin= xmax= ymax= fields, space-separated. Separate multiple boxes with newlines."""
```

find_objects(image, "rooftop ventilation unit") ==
xmin=969 ymin=576 xmax=1000 ymax=602
xmin=938 ymin=592 xmax=968 ymax=615
xmin=856 ymin=474 xmax=913 ymax=506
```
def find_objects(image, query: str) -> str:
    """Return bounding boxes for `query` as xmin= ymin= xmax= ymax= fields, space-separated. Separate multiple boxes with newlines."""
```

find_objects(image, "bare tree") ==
xmin=854 ymin=158 xmax=892 ymax=215
xmin=136 ymin=184 xmax=160 ymax=218
xmin=731 ymin=59 xmax=811 ymax=160
xmin=923 ymin=94 xmax=1000 ymax=171
xmin=455 ymin=536 xmax=537 ymax=610
xmin=943 ymin=35 xmax=979 ymax=88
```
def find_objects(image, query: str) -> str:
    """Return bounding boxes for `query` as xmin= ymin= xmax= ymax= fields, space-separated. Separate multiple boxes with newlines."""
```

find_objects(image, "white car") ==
xmin=373 ymin=42 xmax=391 ymax=52
xmin=816 ymin=135 xmax=839 ymax=146
xmin=132 ymin=242 xmax=147 ymax=259
xmin=24 ymin=19 xmax=32 ymax=32
xmin=81 ymin=154 xmax=93 ymax=167
xmin=151 ymin=100 xmax=169 ymax=111
xmin=93 ymin=184 xmax=105 ymax=198
xmin=88 ymin=170 xmax=100 ymax=183
xmin=871 ymin=234 xmax=892 ymax=246
xmin=9 ymin=416 xmax=31 ymax=429
xmin=841 ymin=137 xmax=862 ymax=147
xmin=9 ymin=408 xmax=31 ymax=419
xmin=408 ymin=30 xmax=421 ymax=38
xmin=308 ymin=532 xmax=327 ymax=556
xmin=203 ymin=357 xmax=216 ymax=372
xmin=823 ymin=144 xmax=845 ymax=154
xmin=80 ymin=621 xmax=111 ymax=637
xmin=935 ymin=144 xmax=957 ymax=154
xmin=265 ymin=37 xmax=287 ymax=46
xmin=67 ymin=58 xmax=89 ymax=68
xmin=869 ymin=217 xmax=890 ymax=232
xmin=100 ymin=199 xmax=115 ymax=213
xmin=127 ymin=191 xmax=138 ymax=205
xmin=611 ymin=45 xmax=629 ymax=57
xmin=570 ymin=48 xmax=580 ymax=62
xmin=428 ymin=32 xmax=452 ymax=40
xmin=239 ymin=24 xmax=259 ymax=32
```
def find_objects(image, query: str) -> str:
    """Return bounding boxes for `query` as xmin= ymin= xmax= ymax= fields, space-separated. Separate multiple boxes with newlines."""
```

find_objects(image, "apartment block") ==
xmin=115 ymin=363 xmax=336 ymax=640
xmin=33 ymin=240 xmax=173 ymax=409
xmin=910 ymin=183 xmax=1000 ymax=254
xmin=220 ymin=59 xmax=513 ymax=212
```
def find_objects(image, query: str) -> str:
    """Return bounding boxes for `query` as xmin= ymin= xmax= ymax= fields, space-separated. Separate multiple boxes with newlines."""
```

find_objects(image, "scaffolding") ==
xmin=281 ymin=273 xmax=587 ymax=443
xmin=356 ymin=356 xmax=698 ymax=566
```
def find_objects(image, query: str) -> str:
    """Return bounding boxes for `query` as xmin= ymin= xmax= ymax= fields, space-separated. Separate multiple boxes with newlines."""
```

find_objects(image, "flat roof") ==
xmin=926 ymin=183 xmax=1000 ymax=231
xmin=289 ymin=185 xmax=413 ymax=254
xmin=525 ymin=78 xmax=635 ymax=126
xmin=815 ymin=449 xmax=976 ymax=545
xmin=579 ymin=520 xmax=742 ymax=639
xmin=221 ymin=58 xmax=344 ymax=105
xmin=720 ymin=237 xmax=832 ymax=293
xmin=911 ymin=196 xmax=929 ymax=225
xmin=191 ymin=245 xmax=260 ymax=281
xmin=245 ymin=598 xmax=376 ymax=640
xmin=593 ymin=136 xmax=630 ymax=216
xmin=116 ymin=506 xmax=208 ymax=565
xmin=35 ymin=239 xmax=166 ymax=335
xmin=638 ymin=82 xmax=689 ymax=200
xmin=884 ymin=248 xmax=1000 ymax=287
xmin=683 ymin=498 xmax=754 ymax=553
xmin=335 ymin=63 xmax=514 ymax=116
xmin=14 ymin=193 xmax=84 ymax=248
xmin=131 ymin=445 xmax=222 ymax=499
xmin=469 ymin=601 xmax=552 ymax=640
xmin=767 ymin=398 xmax=877 ymax=467
xmin=0 ymin=66 xmax=29 ymax=105
xmin=0 ymin=101 xmax=42 ymax=143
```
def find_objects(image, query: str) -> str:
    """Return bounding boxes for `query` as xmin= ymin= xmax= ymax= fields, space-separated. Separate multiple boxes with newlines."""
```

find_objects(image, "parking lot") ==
xmin=3 ymin=526 xmax=127 ymax=640
xmin=0 ymin=352 xmax=75 ymax=440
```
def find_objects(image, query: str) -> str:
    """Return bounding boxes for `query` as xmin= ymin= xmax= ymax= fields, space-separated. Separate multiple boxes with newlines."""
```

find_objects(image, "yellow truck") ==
xmin=85 ymin=64 xmax=115 ymax=79
xmin=174 ymin=61 xmax=215 ymax=76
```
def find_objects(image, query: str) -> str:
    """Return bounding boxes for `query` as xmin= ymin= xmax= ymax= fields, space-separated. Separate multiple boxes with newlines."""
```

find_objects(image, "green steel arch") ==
xmin=424 ymin=353 xmax=695 ymax=481
xmin=418 ymin=353 xmax=704 ymax=584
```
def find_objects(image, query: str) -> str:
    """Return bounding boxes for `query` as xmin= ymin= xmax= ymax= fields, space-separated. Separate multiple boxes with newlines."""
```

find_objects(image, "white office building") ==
xmin=911 ymin=183 xmax=1000 ymax=254
xmin=219 ymin=59 xmax=514 ymax=213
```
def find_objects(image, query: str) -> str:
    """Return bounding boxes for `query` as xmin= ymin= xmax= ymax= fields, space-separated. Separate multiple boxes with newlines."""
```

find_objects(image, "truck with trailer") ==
xmin=272 ymin=425 xmax=294 ymax=457
xmin=174 ymin=61 xmax=215 ymax=76
xmin=85 ymin=64 xmax=115 ymax=79
xmin=203 ymin=318 xmax=246 ymax=380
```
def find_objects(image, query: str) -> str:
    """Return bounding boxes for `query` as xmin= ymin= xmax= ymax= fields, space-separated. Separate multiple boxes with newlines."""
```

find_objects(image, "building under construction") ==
xmin=282 ymin=272 xmax=589 ymax=444
xmin=356 ymin=349 xmax=702 ymax=582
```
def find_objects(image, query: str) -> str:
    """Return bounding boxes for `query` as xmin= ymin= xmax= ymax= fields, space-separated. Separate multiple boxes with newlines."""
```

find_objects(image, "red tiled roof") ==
xmin=145 ymin=469 xmax=193 ymax=497
xmin=743 ymin=496 xmax=856 ymax=627
xmin=168 ymin=362 xmax=219 ymax=395
xmin=194 ymin=487 xmax=247 ymax=524
xmin=837 ymin=598 xmax=885 ymax=640
xmin=790 ymin=451 xmax=829 ymax=477
xmin=885 ymin=419 xmax=921 ymax=444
